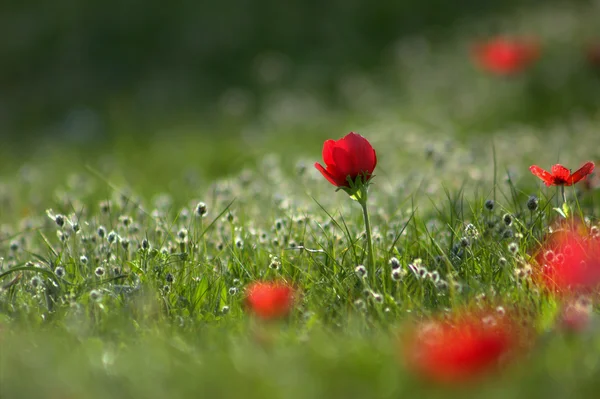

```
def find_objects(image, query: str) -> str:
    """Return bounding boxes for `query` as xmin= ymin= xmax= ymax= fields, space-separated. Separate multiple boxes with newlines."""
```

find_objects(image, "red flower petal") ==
xmin=331 ymin=147 xmax=354 ymax=179
xmin=338 ymin=132 xmax=377 ymax=178
xmin=551 ymin=164 xmax=571 ymax=184
xmin=568 ymin=161 xmax=595 ymax=185
xmin=403 ymin=312 xmax=519 ymax=384
xmin=322 ymin=139 xmax=337 ymax=167
xmin=529 ymin=165 xmax=554 ymax=186
xmin=314 ymin=162 xmax=347 ymax=187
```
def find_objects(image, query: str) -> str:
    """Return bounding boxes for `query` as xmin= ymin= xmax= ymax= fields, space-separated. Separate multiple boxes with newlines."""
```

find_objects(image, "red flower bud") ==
xmin=314 ymin=132 xmax=377 ymax=188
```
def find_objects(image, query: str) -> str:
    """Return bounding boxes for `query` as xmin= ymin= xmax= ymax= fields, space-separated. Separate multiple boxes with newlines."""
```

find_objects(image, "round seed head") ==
xmin=391 ymin=269 xmax=404 ymax=281
xmin=107 ymin=231 xmax=117 ymax=243
xmin=30 ymin=276 xmax=43 ymax=288
xmin=54 ymin=266 xmax=65 ymax=278
xmin=89 ymin=289 xmax=102 ymax=302
xmin=99 ymin=200 xmax=112 ymax=214
xmin=527 ymin=195 xmax=539 ymax=211
xmin=388 ymin=257 xmax=401 ymax=269
xmin=119 ymin=215 xmax=132 ymax=227
xmin=269 ymin=259 xmax=281 ymax=270
xmin=354 ymin=265 xmax=367 ymax=278
xmin=274 ymin=218 xmax=284 ymax=230
xmin=235 ymin=237 xmax=244 ymax=249
xmin=177 ymin=228 xmax=188 ymax=240
xmin=226 ymin=212 xmax=235 ymax=223
xmin=372 ymin=292 xmax=384 ymax=304
xmin=484 ymin=199 xmax=495 ymax=211
xmin=353 ymin=299 xmax=366 ymax=310
xmin=195 ymin=202 xmax=208 ymax=217
xmin=54 ymin=214 xmax=65 ymax=228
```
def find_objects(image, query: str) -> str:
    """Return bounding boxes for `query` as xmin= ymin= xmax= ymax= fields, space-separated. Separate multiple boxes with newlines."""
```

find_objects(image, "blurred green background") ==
xmin=2 ymin=0 xmax=599 ymax=142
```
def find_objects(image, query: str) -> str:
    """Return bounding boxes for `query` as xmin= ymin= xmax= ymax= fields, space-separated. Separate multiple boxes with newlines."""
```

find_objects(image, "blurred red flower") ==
xmin=314 ymin=132 xmax=377 ymax=188
xmin=529 ymin=162 xmax=594 ymax=187
xmin=587 ymin=44 xmax=600 ymax=68
xmin=536 ymin=227 xmax=600 ymax=294
xmin=403 ymin=312 xmax=517 ymax=384
xmin=245 ymin=282 xmax=294 ymax=320
xmin=472 ymin=37 xmax=540 ymax=76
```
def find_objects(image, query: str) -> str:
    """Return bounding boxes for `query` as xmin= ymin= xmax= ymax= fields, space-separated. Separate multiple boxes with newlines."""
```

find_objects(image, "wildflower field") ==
xmin=3 ymin=2 xmax=600 ymax=399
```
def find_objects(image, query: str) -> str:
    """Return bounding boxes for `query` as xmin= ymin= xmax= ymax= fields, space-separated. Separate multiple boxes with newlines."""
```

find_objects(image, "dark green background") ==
xmin=3 ymin=0 xmax=586 ymax=135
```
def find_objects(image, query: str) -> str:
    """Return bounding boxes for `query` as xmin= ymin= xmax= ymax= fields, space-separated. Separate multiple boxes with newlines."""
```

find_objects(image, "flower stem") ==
xmin=359 ymin=190 xmax=375 ymax=287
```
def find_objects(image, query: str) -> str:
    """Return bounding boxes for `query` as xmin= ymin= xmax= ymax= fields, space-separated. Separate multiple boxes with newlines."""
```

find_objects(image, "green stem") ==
xmin=359 ymin=191 xmax=375 ymax=287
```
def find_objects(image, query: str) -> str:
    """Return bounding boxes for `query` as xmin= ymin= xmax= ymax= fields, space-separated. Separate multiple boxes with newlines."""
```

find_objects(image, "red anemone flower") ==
xmin=245 ymin=282 xmax=294 ymax=320
xmin=403 ymin=312 xmax=518 ymax=384
xmin=472 ymin=37 xmax=540 ymax=76
xmin=314 ymin=132 xmax=377 ymax=188
xmin=529 ymin=162 xmax=594 ymax=187
xmin=535 ymin=227 xmax=600 ymax=294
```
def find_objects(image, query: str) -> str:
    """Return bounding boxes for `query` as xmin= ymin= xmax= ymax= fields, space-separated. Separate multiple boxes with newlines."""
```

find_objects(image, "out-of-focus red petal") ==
xmin=568 ymin=161 xmax=595 ymax=185
xmin=473 ymin=37 xmax=539 ymax=76
xmin=529 ymin=165 xmax=554 ymax=186
xmin=404 ymin=313 xmax=517 ymax=384
xmin=536 ymin=226 xmax=600 ymax=293
xmin=245 ymin=282 xmax=294 ymax=320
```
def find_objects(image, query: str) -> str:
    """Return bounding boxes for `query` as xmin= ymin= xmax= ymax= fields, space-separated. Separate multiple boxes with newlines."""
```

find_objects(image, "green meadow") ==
xmin=2 ymin=2 xmax=600 ymax=398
